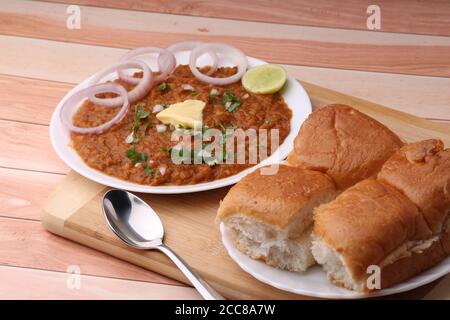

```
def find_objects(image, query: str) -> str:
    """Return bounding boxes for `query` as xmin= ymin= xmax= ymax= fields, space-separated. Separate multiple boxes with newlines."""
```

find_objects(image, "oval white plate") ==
xmin=50 ymin=53 xmax=311 ymax=194
xmin=220 ymin=223 xmax=450 ymax=299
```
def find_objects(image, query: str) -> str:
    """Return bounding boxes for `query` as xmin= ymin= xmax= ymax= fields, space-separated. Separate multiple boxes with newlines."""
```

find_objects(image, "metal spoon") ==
xmin=102 ymin=189 xmax=225 ymax=300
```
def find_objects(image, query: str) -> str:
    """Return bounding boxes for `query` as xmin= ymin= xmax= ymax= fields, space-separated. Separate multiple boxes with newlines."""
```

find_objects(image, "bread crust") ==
xmin=288 ymin=104 xmax=403 ymax=189
xmin=217 ymin=165 xmax=336 ymax=229
xmin=314 ymin=179 xmax=432 ymax=284
xmin=378 ymin=139 xmax=450 ymax=234
xmin=379 ymin=233 xmax=448 ymax=290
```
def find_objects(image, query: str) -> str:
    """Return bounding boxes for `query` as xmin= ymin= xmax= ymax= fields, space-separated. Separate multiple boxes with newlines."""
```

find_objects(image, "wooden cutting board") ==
xmin=42 ymin=81 xmax=450 ymax=300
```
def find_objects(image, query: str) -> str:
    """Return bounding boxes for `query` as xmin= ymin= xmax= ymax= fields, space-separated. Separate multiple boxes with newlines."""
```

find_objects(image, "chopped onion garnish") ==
xmin=88 ymin=60 xmax=152 ymax=107
xmin=156 ymin=124 xmax=167 ymax=133
xmin=242 ymin=93 xmax=249 ymax=99
xmin=158 ymin=166 xmax=167 ymax=176
xmin=125 ymin=132 xmax=134 ymax=144
xmin=60 ymin=83 xmax=129 ymax=134
xmin=225 ymin=101 xmax=232 ymax=109
xmin=210 ymin=88 xmax=219 ymax=96
xmin=118 ymin=46 xmax=176 ymax=85
xmin=167 ymin=41 xmax=218 ymax=75
xmin=152 ymin=104 xmax=165 ymax=113
xmin=189 ymin=43 xmax=248 ymax=85
xmin=182 ymin=83 xmax=195 ymax=91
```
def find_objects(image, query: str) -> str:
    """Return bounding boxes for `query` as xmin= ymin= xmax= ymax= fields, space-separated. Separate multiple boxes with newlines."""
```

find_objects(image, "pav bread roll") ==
xmin=378 ymin=139 xmax=450 ymax=235
xmin=217 ymin=165 xmax=338 ymax=271
xmin=288 ymin=104 xmax=403 ymax=189
xmin=218 ymin=104 xmax=404 ymax=273
xmin=312 ymin=140 xmax=450 ymax=291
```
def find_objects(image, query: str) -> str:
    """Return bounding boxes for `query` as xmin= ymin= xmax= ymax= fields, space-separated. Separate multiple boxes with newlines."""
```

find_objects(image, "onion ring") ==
xmin=88 ymin=60 xmax=152 ymax=107
xmin=189 ymin=43 xmax=248 ymax=85
xmin=60 ymin=83 xmax=129 ymax=134
xmin=167 ymin=40 xmax=218 ymax=75
xmin=118 ymin=46 xmax=176 ymax=85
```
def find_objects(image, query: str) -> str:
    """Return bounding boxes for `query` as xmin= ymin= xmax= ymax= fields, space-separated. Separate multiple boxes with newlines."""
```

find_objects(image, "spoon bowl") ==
xmin=102 ymin=189 xmax=224 ymax=300
xmin=103 ymin=189 xmax=163 ymax=248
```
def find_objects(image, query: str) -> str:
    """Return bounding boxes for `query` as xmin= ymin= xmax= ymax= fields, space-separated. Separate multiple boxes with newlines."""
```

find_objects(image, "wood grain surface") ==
xmin=44 ymin=0 xmax=450 ymax=37
xmin=1 ymin=0 xmax=449 ymax=299
xmin=3 ymin=1 xmax=450 ymax=77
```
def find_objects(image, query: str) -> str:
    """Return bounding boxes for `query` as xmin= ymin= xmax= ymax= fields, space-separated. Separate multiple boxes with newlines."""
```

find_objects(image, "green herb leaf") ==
xmin=132 ymin=103 xmax=150 ymax=135
xmin=157 ymin=82 xmax=171 ymax=92
xmin=142 ymin=121 xmax=153 ymax=133
xmin=126 ymin=146 xmax=148 ymax=165
xmin=160 ymin=146 xmax=172 ymax=154
xmin=190 ymin=91 xmax=198 ymax=96
xmin=143 ymin=166 xmax=157 ymax=177
xmin=221 ymin=91 xmax=241 ymax=112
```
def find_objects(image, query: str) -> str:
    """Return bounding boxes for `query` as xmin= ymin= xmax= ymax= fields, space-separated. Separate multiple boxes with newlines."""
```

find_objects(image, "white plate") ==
xmin=220 ymin=223 xmax=450 ymax=299
xmin=49 ymin=53 xmax=312 ymax=194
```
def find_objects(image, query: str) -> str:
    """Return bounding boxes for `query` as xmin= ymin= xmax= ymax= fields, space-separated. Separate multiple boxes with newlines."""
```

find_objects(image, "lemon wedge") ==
xmin=242 ymin=64 xmax=287 ymax=94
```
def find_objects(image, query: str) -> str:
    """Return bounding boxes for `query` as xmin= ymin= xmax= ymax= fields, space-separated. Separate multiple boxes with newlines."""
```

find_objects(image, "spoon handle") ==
xmin=157 ymin=244 xmax=225 ymax=300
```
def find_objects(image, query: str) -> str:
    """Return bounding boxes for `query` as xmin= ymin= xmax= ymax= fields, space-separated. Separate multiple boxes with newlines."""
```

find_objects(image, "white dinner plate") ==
xmin=49 ymin=52 xmax=312 ymax=194
xmin=220 ymin=223 xmax=450 ymax=299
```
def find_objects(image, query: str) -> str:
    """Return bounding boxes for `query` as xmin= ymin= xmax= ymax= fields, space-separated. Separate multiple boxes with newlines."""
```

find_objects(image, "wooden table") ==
xmin=0 ymin=0 xmax=449 ymax=299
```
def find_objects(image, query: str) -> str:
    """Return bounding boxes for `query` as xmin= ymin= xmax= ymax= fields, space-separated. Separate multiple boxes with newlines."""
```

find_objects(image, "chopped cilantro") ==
xmin=190 ymin=91 xmax=198 ymax=96
xmin=142 ymin=121 xmax=153 ymax=133
xmin=132 ymin=103 xmax=150 ymax=134
xmin=160 ymin=146 xmax=172 ymax=154
xmin=157 ymin=82 xmax=171 ymax=92
xmin=219 ymin=123 xmax=237 ymax=132
xmin=221 ymin=91 xmax=241 ymax=112
xmin=126 ymin=146 xmax=147 ymax=165
xmin=144 ymin=166 xmax=158 ymax=177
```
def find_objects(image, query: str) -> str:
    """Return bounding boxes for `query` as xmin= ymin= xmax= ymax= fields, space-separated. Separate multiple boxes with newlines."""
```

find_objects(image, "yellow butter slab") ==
xmin=156 ymin=99 xmax=206 ymax=128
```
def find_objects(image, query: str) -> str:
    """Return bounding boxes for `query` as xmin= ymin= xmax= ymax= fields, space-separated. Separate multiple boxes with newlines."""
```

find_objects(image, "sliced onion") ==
xmin=125 ymin=131 xmax=134 ymax=143
xmin=152 ymin=104 xmax=165 ymax=113
xmin=156 ymin=124 xmax=167 ymax=133
xmin=88 ymin=60 xmax=152 ymax=107
xmin=182 ymin=83 xmax=195 ymax=91
xmin=118 ymin=47 xmax=176 ymax=85
xmin=189 ymin=43 xmax=248 ymax=85
xmin=60 ymin=83 xmax=129 ymax=134
xmin=158 ymin=166 xmax=167 ymax=176
xmin=167 ymin=40 xmax=218 ymax=75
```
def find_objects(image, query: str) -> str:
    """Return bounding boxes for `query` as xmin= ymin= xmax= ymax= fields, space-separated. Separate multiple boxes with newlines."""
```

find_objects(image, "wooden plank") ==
xmin=0 ymin=119 xmax=68 ymax=173
xmin=0 ymin=265 xmax=198 ymax=299
xmin=1 ymin=38 xmax=450 ymax=121
xmin=301 ymin=81 xmax=450 ymax=145
xmin=2 ymin=2 xmax=450 ymax=76
xmin=0 ymin=168 xmax=62 ymax=220
xmin=0 ymin=217 xmax=181 ymax=286
xmin=287 ymin=66 xmax=450 ymax=121
xmin=43 ymin=0 xmax=450 ymax=37
xmin=0 ymin=74 xmax=72 ymax=125
xmin=6 ymin=1 xmax=450 ymax=46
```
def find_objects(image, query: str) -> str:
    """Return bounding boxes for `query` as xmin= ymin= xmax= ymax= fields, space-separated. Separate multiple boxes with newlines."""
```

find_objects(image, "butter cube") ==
xmin=156 ymin=99 xmax=206 ymax=129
